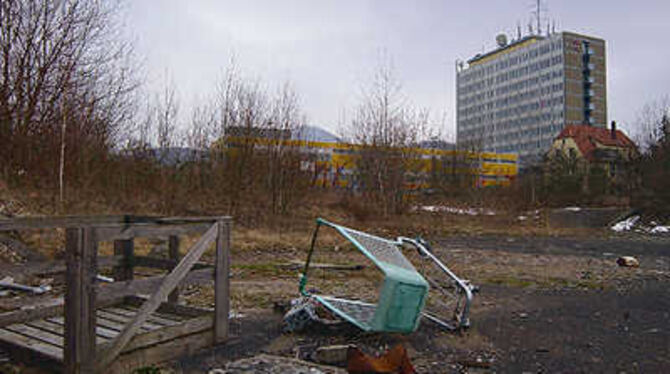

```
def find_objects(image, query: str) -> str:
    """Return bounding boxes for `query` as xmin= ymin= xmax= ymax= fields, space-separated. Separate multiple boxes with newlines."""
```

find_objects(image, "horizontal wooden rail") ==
xmin=0 ymin=215 xmax=230 ymax=231
xmin=96 ymin=268 xmax=215 ymax=301
xmin=0 ymin=256 xmax=122 ymax=279
xmin=96 ymin=223 xmax=212 ymax=241
xmin=133 ymin=256 xmax=212 ymax=271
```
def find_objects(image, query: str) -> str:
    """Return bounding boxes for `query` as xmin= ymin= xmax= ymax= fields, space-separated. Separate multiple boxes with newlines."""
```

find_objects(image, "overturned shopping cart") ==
xmin=297 ymin=218 xmax=475 ymax=333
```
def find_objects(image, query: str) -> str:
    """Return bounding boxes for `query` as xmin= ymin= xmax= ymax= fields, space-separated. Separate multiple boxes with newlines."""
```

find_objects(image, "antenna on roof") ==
xmin=536 ymin=0 xmax=542 ymax=35
xmin=530 ymin=0 xmax=549 ymax=36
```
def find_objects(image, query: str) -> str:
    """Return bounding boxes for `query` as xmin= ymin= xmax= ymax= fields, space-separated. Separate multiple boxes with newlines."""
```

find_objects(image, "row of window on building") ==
xmin=459 ymin=54 xmax=563 ymax=97
xmin=459 ymin=96 xmax=565 ymax=128
xmin=458 ymin=111 xmax=564 ymax=141
xmin=459 ymin=83 xmax=565 ymax=118
xmin=458 ymin=37 xmax=564 ymax=85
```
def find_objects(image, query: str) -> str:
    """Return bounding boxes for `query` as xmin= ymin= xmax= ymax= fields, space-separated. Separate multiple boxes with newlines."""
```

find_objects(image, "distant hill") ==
xmin=294 ymin=125 xmax=340 ymax=143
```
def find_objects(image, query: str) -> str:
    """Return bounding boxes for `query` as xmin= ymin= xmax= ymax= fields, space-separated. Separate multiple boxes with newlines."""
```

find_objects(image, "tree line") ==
xmin=1 ymin=0 xmax=478 ymax=222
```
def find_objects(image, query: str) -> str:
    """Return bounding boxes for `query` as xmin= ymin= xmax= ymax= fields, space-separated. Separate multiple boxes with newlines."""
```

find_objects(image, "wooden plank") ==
xmin=113 ymin=240 xmax=134 ymax=282
xmin=0 ymin=302 xmax=64 ymax=328
xmin=0 ymin=327 xmax=63 ymax=360
xmin=168 ymin=235 xmax=180 ymax=304
xmin=0 ymin=216 xmax=130 ymax=230
xmin=123 ymin=297 xmax=209 ymax=319
xmin=106 ymin=330 xmax=213 ymax=374
xmin=89 ymin=316 xmax=127 ymax=333
xmin=96 ymin=223 xmax=212 ymax=241
xmin=214 ymin=220 xmax=231 ymax=343
xmin=118 ymin=304 xmax=186 ymax=322
xmin=97 ymin=224 xmax=218 ymax=371
xmin=0 ymin=215 xmax=230 ymax=231
xmin=96 ymin=315 xmax=213 ymax=355
xmin=97 ymin=310 xmax=164 ymax=330
xmin=103 ymin=307 xmax=179 ymax=327
xmin=133 ymin=256 xmax=211 ymax=270
xmin=64 ymin=227 xmax=97 ymax=374
xmin=96 ymin=267 xmax=214 ymax=301
xmin=26 ymin=321 xmax=109 ymax=345
xmin=25 ymin=320 xmax=109 ymax=345
xmin=96 ymin=311 xmax=161 ymax=331
xmin=5 ymin=323 xmax=64 ymax=347
xmin=0 ymin=256 xmax=121 ymax=280
xmin=0 ymin=297 xmax=123 ymax=328
xmin=44 ymin=317 xmax=119 ymax=340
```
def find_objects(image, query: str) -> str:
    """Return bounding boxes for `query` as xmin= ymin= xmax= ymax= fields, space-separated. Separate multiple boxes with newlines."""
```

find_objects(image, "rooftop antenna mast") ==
xmin=536 ymin=0 xmax=542 ymax=35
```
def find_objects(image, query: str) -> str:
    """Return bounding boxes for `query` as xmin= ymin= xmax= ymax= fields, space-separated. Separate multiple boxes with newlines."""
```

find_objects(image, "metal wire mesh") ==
xmin=343 ymin=229 xmax=416 ymax=271
xmin=320 ymin=297 xmax=376 ymax=327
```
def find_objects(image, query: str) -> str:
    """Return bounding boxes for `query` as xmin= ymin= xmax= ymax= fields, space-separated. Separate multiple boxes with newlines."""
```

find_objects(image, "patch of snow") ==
xmin=517 ymin=216 xmax=528 ymax=221
xmin=564 ymin=206 xmax=582 ymax=212
xmin=418 ymin=206 xmax=496 ymax=216
xmin=650 ymin=226 xmax=670 ymax=234
xmin=611 ymin=215 xmax=640 ymax=232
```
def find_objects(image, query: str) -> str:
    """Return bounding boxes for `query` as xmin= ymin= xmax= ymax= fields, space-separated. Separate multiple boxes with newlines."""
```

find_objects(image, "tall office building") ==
xmin=456 ymin=31 xmax=607 ymax=164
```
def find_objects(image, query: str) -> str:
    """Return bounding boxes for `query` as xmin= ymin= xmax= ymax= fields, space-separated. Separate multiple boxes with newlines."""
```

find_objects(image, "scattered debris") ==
xmin=611 ymin=215 xmax=640 ymax=232
xmin=214 ymin=354 xmax=346 ymax=374
xmin=616 ymin=256 xmax=640 ymax=268
xmin=650 ymin=225 xmax=670 ymax=234
xmin=0 ymin=234 xmax=47 ymax=262
xmin=347 ymin=345 xmax=415 ymax=374
xmin=611 ymin=216 xmax=670 ymax=235
xmin=458 ymin=356 xmax=493 ymax=369
xmin=96 ymin=274 xmax=114 ymax=283
xmin=314 ymin=345 xmax=351 ymax=366
xmin=282 ymin=297 xmax=342 ymax=333
xmin=0 ymin=276 xmax=51 ymax=294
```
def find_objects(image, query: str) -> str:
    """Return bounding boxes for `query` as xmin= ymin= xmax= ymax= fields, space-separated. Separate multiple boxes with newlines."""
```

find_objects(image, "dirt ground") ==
xmin=2 ymin=214 xmax=669 ymax=373
xmin=167 ymin=230 xmax=670 ymax=373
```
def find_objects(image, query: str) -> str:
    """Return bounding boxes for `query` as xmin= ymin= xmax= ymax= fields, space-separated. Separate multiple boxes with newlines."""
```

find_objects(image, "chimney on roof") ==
xmin=611 ymin=121 xmax=617 ymax=140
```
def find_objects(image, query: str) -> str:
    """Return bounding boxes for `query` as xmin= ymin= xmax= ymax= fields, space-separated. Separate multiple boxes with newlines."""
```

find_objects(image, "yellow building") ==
xmin=217 ymin=135 xmax=518 ymax=190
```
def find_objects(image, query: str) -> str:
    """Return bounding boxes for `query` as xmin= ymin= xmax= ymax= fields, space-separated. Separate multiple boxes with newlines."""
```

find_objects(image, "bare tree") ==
xmin=156 ymin=75 xmax=180 ymax=152
xmin=343 ymin=58 xmax=429 ymax=215
xmin=0 ymin=0 xmax=139 ymax=194
xmin=266 ymin=82 xmax=306 ymax=214
xmin=632 ymin=96 xmax=670 ymax=153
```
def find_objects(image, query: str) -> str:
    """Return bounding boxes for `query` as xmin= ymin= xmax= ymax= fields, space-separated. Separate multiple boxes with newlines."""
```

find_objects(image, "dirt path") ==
xmin=169 ymin=234 xmax=670 ymax=373
xmin=476 ymin=280 xmax=670 ymax=372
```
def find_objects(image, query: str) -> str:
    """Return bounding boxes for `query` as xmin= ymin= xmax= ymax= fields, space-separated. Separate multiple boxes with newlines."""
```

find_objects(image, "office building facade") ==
xmin=456 ymin=31 xmax=607 ymax=164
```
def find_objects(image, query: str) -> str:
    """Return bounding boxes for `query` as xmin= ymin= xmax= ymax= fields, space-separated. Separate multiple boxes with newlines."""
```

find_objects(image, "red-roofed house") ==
xmin=548 ymin=122 xmax=638 ymax=180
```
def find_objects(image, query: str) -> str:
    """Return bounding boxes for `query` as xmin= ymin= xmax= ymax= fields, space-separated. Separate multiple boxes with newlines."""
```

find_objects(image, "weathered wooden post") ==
xmin=113 ymin=239 xmax=134 ymax=282
xmin=64 ymin=226 xmax=98 ymax=374
xmin=167 ymin=235 xmax=180 ymax=304
xmin=214 ymin=219 xmax=231 ymax=343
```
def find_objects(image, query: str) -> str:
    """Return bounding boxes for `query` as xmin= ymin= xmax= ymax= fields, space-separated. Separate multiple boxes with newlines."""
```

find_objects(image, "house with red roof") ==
xmin=548 ymin=122 xmax=638 ymax=180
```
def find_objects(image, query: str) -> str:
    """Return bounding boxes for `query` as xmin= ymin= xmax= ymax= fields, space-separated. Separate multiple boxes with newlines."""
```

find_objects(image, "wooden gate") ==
xmin=0 ymin=215 xmax=231 ymax=373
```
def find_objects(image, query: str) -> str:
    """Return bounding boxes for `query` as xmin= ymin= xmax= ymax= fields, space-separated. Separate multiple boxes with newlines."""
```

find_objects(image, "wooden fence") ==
xmin=0 ymin=215 xmax=231 ymax=373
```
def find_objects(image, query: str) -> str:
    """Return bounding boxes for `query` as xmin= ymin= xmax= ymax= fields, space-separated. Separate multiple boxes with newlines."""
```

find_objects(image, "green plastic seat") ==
xmin=300 ymin=218 xmax=429 ymax=333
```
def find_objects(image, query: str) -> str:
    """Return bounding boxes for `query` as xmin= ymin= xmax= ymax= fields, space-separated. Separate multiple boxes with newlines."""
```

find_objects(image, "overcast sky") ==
xmin=127 ymin=0 xmax=670 ymax=140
